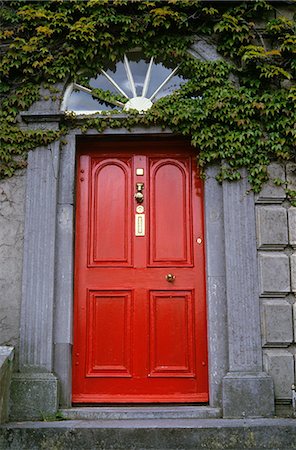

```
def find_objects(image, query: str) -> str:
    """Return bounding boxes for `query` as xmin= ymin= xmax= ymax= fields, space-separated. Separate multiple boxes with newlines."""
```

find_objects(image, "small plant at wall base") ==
xmin=0 ymin=0 xmax=295 ymax=201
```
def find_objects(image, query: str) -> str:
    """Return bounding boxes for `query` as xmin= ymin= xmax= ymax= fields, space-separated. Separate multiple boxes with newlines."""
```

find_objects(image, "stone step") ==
xmin=59 ymin=405 xmax=221 ymax=420
xmin=1 ymin=418 xmax=296 ymax=449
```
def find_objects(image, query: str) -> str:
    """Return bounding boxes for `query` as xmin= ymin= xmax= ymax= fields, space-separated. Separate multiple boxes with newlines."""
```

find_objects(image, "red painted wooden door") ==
xmin=73 ymin=138 xmax=208 ymax=403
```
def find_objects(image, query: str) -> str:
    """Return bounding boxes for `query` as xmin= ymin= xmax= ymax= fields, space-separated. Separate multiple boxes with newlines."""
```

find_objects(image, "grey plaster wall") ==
xmin=256 ymin=162 xmax=296 ymax=404
xmin=0 ymin=172 xmax=26 ymax=361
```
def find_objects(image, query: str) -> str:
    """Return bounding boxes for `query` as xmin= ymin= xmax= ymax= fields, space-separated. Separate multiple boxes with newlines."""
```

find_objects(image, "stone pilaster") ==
xmin=11 ymin=138 xmax=60 ymax=420
xmin=222 ymin=172 xmax=274 ymax=418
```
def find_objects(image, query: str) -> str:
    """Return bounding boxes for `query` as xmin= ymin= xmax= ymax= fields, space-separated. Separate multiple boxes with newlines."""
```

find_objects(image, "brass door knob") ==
xmin=166 ymin=273 xmax=176 ymax=282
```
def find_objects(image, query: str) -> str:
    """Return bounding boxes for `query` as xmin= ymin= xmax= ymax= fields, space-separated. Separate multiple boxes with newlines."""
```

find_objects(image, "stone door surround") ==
xmin=10 ymin=128 xmax=274 ymax=420
xmin=10 ymin=39 xmax=274 ymax=420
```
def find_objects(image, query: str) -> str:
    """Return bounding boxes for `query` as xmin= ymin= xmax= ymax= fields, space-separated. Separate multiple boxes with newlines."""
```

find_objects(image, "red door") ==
xmin=73 ymin=138 xmax=208 ymax=403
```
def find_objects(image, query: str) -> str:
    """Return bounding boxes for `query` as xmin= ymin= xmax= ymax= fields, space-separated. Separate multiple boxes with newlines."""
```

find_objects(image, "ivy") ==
xmin=0 ymin=0 xmax=295 ymax=195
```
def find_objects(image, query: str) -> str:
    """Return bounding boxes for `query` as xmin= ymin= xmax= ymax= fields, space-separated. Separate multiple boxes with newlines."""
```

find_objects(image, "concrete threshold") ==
xmin=59 ymin=405 xmax=221 ymax=420
xmin=2 ymin=418 xmax=296 ymax=449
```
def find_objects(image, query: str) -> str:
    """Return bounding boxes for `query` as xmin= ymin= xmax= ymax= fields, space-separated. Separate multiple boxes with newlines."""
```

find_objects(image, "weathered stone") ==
xmin=293 ymin=303 xmax=296 ymax=342
xmin=222 ymin=174 xmax=274 ymax=418
xmin=57 ymin=135 xmax=76 ymax=205
xmin=23 ymin=84 xmax=64 ymax=116
xmin=258 ymin=252 xmax=290 ymax=297
xmin=286 ymin=162 xmax=296 ymax=192
xmin=276 ymin=5 xmax=296 ymax=20
xmin=0 ymin=347 xmax=14 ymax=423
xmin=291 ymin=253 xmax=296 ymax=293
xmin=222 ymin=372 xmax=274 ymax=418
xmin=0 ymin=172 xmax=26 ymax=355
xmin=204 ymin=166 xmax=228 ymax=409
xmin=288 ymin=207 xmax=296 ymax=249
xmin=9 ymin=373 xmax=58 ymax=421
xmin=223 ymin=174 xmax=262 ymax=372
xmin=256 ymin=206 xmax=288 ymax=249
xmin=264 ymin=350 xmax=294 ymax=400
xmin=53 ymin=137 xmax=76 ymax=407
xmin=261 ymin=299 xmax=293 ymax=347
xmin=60 ymin=406 xmax=221 ymax=420
xmin=4 ymin=418 xmax=296 ymax=450
xmin=255 ymin=163 xmax=286 ymax=203
xmin=20 ymin=143 xmax=59 ymax=371
xmin=190 ymin=39 xmax=222 ymax=61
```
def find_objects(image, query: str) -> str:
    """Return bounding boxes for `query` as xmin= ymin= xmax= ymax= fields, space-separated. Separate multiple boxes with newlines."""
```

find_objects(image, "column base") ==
xmin=222 ymin=372 xmax=274 ymax=418
xmin=10 ymin=372 xmax=58 ymax=421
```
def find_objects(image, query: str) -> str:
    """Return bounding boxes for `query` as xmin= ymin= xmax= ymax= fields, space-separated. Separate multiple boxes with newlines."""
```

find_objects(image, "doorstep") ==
xmin=2 ymin=418 xmax=296 ymax=449
xmin=59 ymin=405 xmax=221 ymax=420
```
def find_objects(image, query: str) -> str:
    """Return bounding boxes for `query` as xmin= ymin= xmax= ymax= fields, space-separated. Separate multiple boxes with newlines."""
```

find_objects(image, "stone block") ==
xmin=261 ymin=299 xmax=293 ymax=347
xmin=276 ymin=5 xmax=296 ymax=20
xmin=287 ymin=162 xmax=296 ymax=192
xmin=9 ymin=372 xmax=58 ymax=421
xmin=291 ymin=253 xmax=296 ymax=293
xmin=204 ymin=165 xmax=225 ymax=277
xmin=264 ymin=349 xmax=294 ymax=400
xmin=288 ymin=208 xmax=296 ymax=249
xmin=58 ymin=136 xmax=76 ymax=205
xmin=191 ymin=39 xmax=221 ymax=61
xmin=256 ymin=206 xmax=288 ymax=249
xmin=258 ymin=252 xmax=290 ymax=297
xmin=222 ymin=372 xmax=274 ymax=418
xmin=293 ymin=303 xmax=296 ymax=339
xmin=255 ymin=163 xmax=286 ymax=204
xmin=23 ymin=84 xmax=63 ymax=116
xmin=53 ymin=343 xmax=72 ymax=407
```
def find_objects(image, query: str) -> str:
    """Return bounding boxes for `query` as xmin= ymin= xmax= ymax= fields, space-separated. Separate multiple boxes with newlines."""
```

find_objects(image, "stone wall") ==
xmin=256 ymin=162 xmax=296 ymax=405
xmin=0 ymin=172 xmax=26 ymax=363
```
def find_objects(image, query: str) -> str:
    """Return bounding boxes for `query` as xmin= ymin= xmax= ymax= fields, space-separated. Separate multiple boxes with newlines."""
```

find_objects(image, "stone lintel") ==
xmin=222 ymin=372 xmax=274 ymax=418
xmin=9 ymin=372 xmax=58 ymax=421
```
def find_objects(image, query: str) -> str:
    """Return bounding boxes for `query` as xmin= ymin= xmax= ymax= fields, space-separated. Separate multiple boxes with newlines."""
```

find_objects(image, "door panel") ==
xmin=149 ymin=158 xmax=192 ymax=266
xmin=89 ymin=158 xmax=132 ymax=266
xmin=86 ymin=290 xmax=132 ymax=377
xmin=149 ymin=291 xmax=195 ymax=377
xmin=73 ymin=138 xmax=208 ymax=403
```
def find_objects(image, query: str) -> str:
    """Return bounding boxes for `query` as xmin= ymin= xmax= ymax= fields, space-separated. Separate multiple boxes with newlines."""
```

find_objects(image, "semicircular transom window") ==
xmin=62 ymin=51 xmax=187 ymax=114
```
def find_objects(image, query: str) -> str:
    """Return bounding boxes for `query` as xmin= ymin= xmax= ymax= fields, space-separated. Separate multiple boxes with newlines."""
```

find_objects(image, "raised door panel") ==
xmin=149 ymin=158 xmax=192 ymax=266
xmin=89 ymin=158 xmax=132 ymax=267
xmin=149 ymin=291 xmax=195 ymax=377
xmin=86 ymin=290 xmax=132 ymax=377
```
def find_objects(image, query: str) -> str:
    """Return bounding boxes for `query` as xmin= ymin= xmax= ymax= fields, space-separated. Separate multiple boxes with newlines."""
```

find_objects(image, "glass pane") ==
xmin=104 ymin=60 xmax=133 ymax=98
xmin=153 ymin=74 xmax=187 ymax=100
xmin=67 ymin=90 xmax=115 ymax=112
xmin=128 ymin=59 xmax=150 ymax=96
xmin=146 ymin=63 xmax=173 ymax=99
xmin=127 ymin=51 xmax=151 ymax=96
xmin=89 ymin=74 xmax=118 ymax=93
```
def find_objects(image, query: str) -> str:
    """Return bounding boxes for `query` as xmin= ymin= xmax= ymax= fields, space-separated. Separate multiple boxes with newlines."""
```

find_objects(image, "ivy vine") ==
xmin=0 ymin=0 xmax=295 ymax=200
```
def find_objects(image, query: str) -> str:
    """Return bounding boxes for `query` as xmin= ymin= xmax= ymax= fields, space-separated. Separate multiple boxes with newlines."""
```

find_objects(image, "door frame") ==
xmin=54 ymin=129 xmax=228 ymax=407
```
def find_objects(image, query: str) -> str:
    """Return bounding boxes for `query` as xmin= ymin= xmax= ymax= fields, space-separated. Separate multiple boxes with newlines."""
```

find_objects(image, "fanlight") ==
xmin=61 ymin=52 xmax=187 ymax=114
